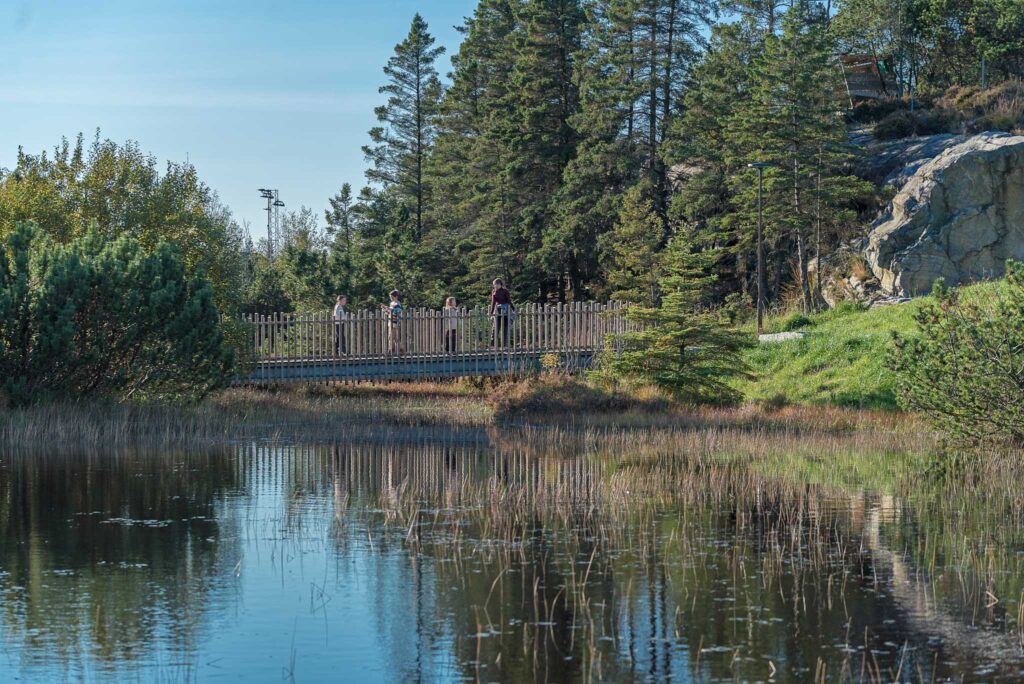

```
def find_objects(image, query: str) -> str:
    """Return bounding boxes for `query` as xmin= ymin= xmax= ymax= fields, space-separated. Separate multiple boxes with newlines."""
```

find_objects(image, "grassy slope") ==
xmin=734 ymin=281 xmax=998 ymax=410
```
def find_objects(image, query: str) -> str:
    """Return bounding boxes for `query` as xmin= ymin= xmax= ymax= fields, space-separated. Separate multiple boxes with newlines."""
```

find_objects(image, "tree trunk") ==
xmin=770 ymin=235 xmax=789 ymax=304
xmin=797 ymin=229 xmax=812 ymax=314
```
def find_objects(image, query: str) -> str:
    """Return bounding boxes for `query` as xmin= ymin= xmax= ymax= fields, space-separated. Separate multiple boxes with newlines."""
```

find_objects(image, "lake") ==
xmin=1 ymin=423 xmax=1022 ymax=682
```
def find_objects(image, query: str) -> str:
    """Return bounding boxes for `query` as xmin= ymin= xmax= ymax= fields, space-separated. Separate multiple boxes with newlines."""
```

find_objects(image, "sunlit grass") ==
xmin=734 ymin=280 xmax=1003 ymax=410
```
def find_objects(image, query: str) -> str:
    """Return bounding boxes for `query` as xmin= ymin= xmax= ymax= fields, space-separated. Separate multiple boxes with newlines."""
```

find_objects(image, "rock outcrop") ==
xmin=854 ymin=131 xmax=968 ymax=190
xmin=866 ymin=132 xmax=1024 ymax=296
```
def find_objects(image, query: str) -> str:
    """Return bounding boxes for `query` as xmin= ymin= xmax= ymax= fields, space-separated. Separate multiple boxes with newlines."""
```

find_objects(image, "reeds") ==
xmin=331 ymin=434 xmax=1024 ymax=682
xmin=0 ymin=382 xmax=929 ymax=451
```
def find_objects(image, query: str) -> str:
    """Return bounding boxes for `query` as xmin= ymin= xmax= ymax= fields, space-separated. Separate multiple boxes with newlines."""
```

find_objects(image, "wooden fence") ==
xmin=240 ymin=301 xmax=632 ymax=384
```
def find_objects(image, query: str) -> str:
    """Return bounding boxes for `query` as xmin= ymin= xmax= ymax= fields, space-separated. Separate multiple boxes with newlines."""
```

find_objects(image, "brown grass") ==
xmin=0 ymin=377 xmax=929 ymax=450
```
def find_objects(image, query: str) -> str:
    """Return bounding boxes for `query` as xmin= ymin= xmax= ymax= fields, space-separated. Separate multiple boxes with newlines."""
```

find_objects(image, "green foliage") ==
xmin=0 ymin=134 xmax=247 ymax=314
xmin=363 ymin=13 xmax=445 ymax=245
xmin=778 ymin=312 xmax=812 ymax=332
xmin=849 ymin=98 xmax=911 ymax=124
xmin=0 ymin=223 xmax=233 ymax=406
xmin=889 ymin=262 xmax=1024 ymax=444
xmin=325 ymin=183 xmax=356 ymax=297
xmin=606 ymin=234 xmax=752 ymax=404
xmin=601 ymin=183 xmax=663 ymax=306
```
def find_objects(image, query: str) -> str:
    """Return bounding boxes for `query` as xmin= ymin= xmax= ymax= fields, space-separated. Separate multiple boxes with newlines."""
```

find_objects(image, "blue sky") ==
xmin=0 ymin=0 xmax=476 ymax=242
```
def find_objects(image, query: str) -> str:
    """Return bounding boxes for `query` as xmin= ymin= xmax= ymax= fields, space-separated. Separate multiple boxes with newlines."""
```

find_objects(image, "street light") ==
xmin=747 ymin=162 xmax=772 ymax=335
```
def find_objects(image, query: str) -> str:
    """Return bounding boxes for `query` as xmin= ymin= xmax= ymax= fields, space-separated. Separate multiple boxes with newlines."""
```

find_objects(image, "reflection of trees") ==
xmin=324 ymin=433 xmax=1024 ymax=683
xmin=5 ymin=430 xmax=1009 ymax=681
xmin=0 ymin=448 xmax=243 ymax=675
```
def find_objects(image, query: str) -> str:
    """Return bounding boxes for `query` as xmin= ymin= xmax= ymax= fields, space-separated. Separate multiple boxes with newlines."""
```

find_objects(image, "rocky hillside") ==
xmin=824 ymin=131 xmax=1024 ymax=303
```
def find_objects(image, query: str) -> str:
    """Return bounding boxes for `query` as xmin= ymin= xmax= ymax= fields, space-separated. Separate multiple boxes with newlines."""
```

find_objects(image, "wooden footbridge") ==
xmin=240 ymin=302 xmax=631 ymax=384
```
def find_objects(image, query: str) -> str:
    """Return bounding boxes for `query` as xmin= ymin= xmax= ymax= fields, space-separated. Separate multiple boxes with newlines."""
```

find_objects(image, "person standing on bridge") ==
xmin=443 ymin=297 xmax=460 ymax=353
xmin=382 ymin=290 xmax=404 ymax=355
xmin=333 ymin=295 xmax=348 ymax=356
xmin=489 ymin=279 xmax=515 ymax=348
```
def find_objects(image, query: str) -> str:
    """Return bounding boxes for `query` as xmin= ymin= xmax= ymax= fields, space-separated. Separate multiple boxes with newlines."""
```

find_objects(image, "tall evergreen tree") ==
xmin=665 ymin=21 xmax=760 ymax=296
xmin=727 ymin=3 xmax=872 ymax=311
xmin=508 ymin=0 xmax=586 ymax=301
xmin=325 ymin=182 xmax=356 ymax=296
xmin=427 ymin=0 xmax=519 ymax=302
xmin=601 ymin=182 xmax=664 ymax=306
xmin=555 ymin=0 xmax=712 ymax=302
xmin=363 ymin=14 xmax=445 ymax=243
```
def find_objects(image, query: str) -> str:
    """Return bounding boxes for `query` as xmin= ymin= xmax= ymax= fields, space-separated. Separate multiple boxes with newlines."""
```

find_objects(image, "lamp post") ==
xmin=747 ymin=162 xmax=772 ymax=335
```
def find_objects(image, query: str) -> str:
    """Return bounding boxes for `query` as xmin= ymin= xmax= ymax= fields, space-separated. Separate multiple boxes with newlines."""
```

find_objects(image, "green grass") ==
xmin=735 ymin=281 xmax=1000 ymax=410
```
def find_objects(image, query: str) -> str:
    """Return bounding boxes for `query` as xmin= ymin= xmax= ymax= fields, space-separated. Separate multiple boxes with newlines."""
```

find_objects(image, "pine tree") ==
xmin=503 ymin=0 xmax=585 ymax=301
xmin=606 ymin=231 xmax=751 ymax=403
xmin=727 ymin=3 xmax=872 ymax=312
xmin=325 ymin=183 xmax=356 ymax=296
xmin=601 ymin=182 xmax=663 ymax=306
xmin=427 ymin=0 xmax=518 ymax=303
xmin=665 ymin=21 xmax=761 ymax=297
xmin=553 ymin=0 xmax=712 ymax=302
xmin=363 ymin=14 xmax=445 ymax=244
xmin=550 ymin=0 xmax=644 ymax=301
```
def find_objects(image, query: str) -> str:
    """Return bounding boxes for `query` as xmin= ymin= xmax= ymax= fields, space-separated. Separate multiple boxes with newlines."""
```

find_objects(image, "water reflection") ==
xmin=0 ymin=431 xmax=1022 ymax=682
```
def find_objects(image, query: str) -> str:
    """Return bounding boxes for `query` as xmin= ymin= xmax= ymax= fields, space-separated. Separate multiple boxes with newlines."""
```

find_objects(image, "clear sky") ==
xmin=0 ymin=0 xmax=476 ymax=242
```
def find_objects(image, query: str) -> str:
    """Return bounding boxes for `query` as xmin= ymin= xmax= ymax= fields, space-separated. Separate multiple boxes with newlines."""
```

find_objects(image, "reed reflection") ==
xmin=324 ymin=434 xmax=1024 ymax=682
xmin=1 ymin=429 xmax=1023 ymax=682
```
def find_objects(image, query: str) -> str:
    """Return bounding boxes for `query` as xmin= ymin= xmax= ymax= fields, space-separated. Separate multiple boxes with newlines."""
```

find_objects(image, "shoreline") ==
xmin=0 ymin=381 xmax=930 ymax=451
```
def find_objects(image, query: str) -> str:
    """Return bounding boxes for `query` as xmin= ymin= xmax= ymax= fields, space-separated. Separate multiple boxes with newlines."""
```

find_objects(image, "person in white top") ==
xmin=443 ymin=296 xmax=459 ymax=353
xmin=333 ymin=295 xmax=348 ymax=356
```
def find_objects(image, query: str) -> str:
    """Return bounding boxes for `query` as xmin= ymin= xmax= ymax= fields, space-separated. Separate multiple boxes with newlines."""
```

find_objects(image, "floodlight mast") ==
xmin=273 ymin=192 xmax=285 ymax=254
xmin=258 ymin=188 xmax=278 ymax=259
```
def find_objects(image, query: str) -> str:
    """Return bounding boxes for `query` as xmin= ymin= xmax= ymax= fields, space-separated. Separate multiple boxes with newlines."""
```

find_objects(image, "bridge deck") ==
xmin=244 ymin=349 xmax=597 ymax=383
xmin=240 ymin=301 xmax=629 ymax=384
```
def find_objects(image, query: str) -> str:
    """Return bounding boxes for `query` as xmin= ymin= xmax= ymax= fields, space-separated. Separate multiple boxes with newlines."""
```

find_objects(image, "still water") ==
xmin=1 ymin=426 xmax=1023 ymax=682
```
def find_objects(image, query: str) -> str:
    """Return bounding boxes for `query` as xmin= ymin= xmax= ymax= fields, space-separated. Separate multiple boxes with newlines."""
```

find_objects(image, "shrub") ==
xmin=888 ymin=262 xmax=1024 ymax=445
xmin=832 ymin=300 xmax=867 ymax=317
xmin=939 ymin=81 xmax=1024 ymax=134
xmin=872 ymin=108 xmax=959 ymax=140
xmin=968 ymin=113 xmax=1020 ymax=134
xmin=915 ymin=108 xmax=960 ymax=135
xmin=779 ymin=312 xmax=813 ymax=332
xmin=849 ymin=98 xmax=909 ymax=124
xmin=0 ymin=222 xmax=233 ymax=405
xmin=873 ymin=111 xmax=916 ymax=139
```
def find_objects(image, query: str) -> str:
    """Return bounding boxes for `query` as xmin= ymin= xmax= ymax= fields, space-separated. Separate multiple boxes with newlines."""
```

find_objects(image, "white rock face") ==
xmin=866 ymin=132 xmax=1024 ymax=296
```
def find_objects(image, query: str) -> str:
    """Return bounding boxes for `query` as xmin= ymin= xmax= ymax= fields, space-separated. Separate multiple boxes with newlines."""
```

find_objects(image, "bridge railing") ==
xmin=242 ymin=301 xmax=632 ymax=381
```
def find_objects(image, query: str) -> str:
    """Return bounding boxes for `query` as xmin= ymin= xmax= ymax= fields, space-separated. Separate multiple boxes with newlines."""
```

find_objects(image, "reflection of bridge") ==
xmin=239 ymin=302 xmax=630 ymax=384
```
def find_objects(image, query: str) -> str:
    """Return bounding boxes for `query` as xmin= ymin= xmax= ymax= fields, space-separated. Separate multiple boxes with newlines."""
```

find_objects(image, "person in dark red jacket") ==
xmin=488 ymin=279 xmax=515 ymax=348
